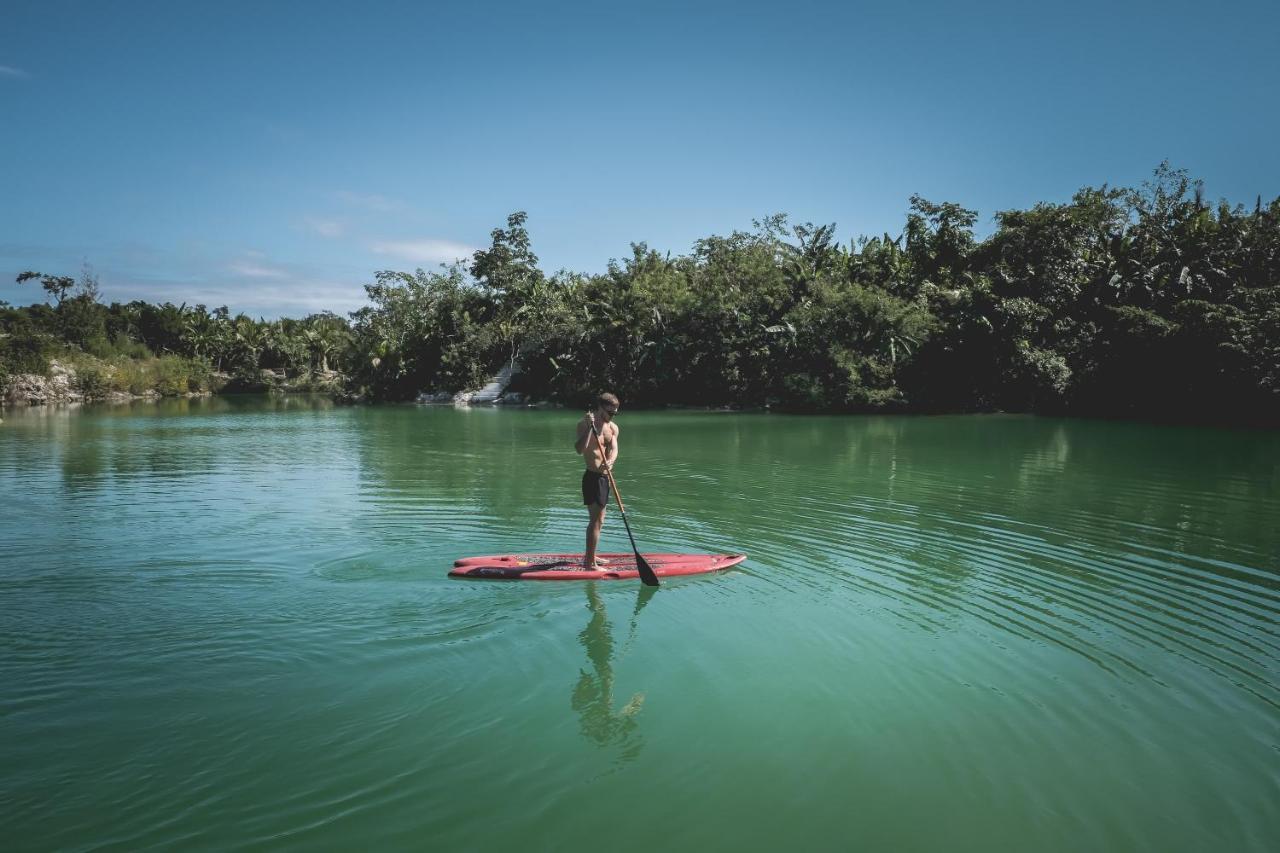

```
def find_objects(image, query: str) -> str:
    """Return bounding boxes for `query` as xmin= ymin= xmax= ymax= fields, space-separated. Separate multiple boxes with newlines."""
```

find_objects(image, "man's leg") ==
xmin=585 ymin=502 xmax=607 ymax=569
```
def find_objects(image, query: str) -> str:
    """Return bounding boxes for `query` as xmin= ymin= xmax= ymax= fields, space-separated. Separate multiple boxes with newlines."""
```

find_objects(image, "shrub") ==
xmin=0 ymin=327 xmax=52 ymax=375
xmin=186 ymin=358 xmax=214 ymax=392
xmin=88 ymin=333 xmax=153 ymax=360
xmin=154 ymin=356 xmax=194 ymax=396
xmin=73 ymin=363 xmax=111 ymax=401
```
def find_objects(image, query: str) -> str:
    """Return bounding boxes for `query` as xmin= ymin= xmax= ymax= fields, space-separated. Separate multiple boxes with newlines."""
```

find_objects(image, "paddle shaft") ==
xmin=588 ymin=415 xmax=659 ymax=586
xmin=597 ymin=451 xmax=627 ymax=512
xmin=588 ymin=418 xmax=634 ymax=532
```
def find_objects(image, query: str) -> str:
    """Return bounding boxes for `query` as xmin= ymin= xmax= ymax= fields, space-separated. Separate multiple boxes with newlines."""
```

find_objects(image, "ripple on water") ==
xmin=720 ymin=465 xmax=1280 ymax=718
xmin=3 ymin=407 xmax=1279 ymax=851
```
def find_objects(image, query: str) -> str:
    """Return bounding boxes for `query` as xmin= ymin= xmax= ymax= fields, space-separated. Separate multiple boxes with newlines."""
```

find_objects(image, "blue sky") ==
xmin=2 ymin=0 xmax=1277 ymax=317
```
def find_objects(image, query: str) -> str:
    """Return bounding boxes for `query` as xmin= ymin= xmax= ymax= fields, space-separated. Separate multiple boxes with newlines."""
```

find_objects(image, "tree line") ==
xmin=349 ymin=164 xmax=1279 ymax=425
xmin=3 ymin=163 xmax=1277 ymax=424
xmin=0 ymin=269 xmax=351 ymax=397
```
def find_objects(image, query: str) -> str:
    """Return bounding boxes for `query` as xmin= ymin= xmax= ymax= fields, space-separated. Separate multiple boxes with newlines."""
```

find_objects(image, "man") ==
xmin=574 ymin=392 xmax=620 ymax=570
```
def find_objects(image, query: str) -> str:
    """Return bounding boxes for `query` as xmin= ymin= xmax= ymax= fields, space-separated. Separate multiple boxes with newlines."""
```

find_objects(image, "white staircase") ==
xmin=464 ymin=363 xmax=517 ymax=404
xmin=417 ymin=363 xmax=523 ymax=405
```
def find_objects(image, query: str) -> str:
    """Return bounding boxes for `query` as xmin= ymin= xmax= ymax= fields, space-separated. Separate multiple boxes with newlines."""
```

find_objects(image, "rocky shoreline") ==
xmin=1 ymin=361 xmax=343 ymax=407
xmin=2 ymin=359 xmax=543 ymax=411
xmin=1 ymin=362 xmax=192 ymax=406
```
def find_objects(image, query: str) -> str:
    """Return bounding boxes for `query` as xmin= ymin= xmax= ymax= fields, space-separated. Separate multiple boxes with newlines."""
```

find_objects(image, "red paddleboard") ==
xmin=449 ymin=553 xmax=746 ymax=581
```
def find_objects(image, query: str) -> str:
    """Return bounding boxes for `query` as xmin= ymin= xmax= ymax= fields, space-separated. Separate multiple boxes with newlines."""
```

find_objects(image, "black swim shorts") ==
xmin=582 ymin=470 xmax=611 ymax=507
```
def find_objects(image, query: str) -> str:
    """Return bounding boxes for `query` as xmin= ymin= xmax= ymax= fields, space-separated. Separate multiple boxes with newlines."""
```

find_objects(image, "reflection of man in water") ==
xmin=571 ymin=584 xmax=647 ymax=752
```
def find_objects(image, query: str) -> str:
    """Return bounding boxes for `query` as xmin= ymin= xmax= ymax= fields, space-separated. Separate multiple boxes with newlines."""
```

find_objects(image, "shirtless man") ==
xmin=574 ymin=392 xmax=620 ymax=570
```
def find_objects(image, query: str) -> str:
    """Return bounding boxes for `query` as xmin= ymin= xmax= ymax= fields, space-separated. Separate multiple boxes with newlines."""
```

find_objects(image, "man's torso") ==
xmin=581 ymin=421 xmax=617 ymax=472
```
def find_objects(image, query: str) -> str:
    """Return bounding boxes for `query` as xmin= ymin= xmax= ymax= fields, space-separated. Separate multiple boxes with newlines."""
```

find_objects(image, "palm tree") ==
xmin=232 ymin=316 xmax=265 ymax=372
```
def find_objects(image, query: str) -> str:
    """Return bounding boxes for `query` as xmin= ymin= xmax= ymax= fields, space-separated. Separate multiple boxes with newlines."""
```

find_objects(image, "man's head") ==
xmin=596 ymin=392 xmax=620 ymax=421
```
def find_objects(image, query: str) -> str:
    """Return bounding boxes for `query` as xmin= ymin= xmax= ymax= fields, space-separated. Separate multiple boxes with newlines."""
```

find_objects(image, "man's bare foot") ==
xmin=583 ymin=558 xmax=610 ymax=570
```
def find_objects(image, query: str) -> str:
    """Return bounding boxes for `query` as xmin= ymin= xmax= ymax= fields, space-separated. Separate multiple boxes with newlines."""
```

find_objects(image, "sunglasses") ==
xmin=603 ymin=408 xmax=619 ymax=415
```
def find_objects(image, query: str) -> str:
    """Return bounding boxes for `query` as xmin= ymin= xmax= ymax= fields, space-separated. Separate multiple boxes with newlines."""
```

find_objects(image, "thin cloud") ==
xmin=0 ymin=243 xmax=371 ymax=319
xmin=103 ymin=263 xmax=369 ymax=317
xmin=370 ymin=239 xmax=477 ymax=265
xmin=0 ymin=65 xmax=30 ymax=79
xmin=304 ymin=217 xmax=346 ymax=238
xmin=337 ymin=191 xmax=405 ymax=213
xmin=125 ymin=277 xmax=368 ymax=317
xmin=228 ymin=261 xmax=290 ymax=280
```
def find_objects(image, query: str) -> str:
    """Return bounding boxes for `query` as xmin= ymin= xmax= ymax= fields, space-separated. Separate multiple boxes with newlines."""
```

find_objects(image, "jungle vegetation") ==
xmin=348 ymin=164 xmax=1279 ymax=425
xmin=4 ymin=164 xmax=1277 ymax=424
xmin=0 ymin=267 xmax=351 ymax=399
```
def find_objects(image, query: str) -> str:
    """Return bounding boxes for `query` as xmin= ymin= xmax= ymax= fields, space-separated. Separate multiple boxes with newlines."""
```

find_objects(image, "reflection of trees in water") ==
xmin=351 ymin=407 xmax=569 ymax=530
xmin=662 ymin=412 xmax=1280 ymax=575
xmin=643 ymin=413 xmax=1279 ymax=691
xmin=1 ymin=396 xmax=339 ymax=492
xmin=50 ymin=406 xmax=220 ymax=492
xmin=571 ymin=584 xmax=654 ymax=761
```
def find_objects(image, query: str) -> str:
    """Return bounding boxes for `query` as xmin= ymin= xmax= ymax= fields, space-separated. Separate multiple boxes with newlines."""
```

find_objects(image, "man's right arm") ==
xmin=574 ymin=418 xmax=591 ymax=455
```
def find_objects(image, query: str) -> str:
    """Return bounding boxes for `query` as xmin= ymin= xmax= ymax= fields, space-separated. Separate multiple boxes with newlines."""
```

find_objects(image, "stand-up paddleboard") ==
xmin=450 ymin=553 xmax=746 ymax=581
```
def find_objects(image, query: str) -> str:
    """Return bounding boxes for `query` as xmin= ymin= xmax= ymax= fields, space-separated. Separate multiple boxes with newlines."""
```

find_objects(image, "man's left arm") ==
xmin=606 ymin=426 xmax=620 ymax=469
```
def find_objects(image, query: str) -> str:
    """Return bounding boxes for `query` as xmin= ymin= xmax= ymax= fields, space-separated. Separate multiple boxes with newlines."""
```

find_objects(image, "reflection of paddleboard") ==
xmin=450 ymin=553 xmax=747 ymax=581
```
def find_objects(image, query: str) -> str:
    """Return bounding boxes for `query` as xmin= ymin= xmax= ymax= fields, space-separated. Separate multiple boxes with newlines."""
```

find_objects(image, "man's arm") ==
xmin=574 ymin=416 xmax=592 ymax=455
xmin=605 ymin=425 xmax=619 ymax=469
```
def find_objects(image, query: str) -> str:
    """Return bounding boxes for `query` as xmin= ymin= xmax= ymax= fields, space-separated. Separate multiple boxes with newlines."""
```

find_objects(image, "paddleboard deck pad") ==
xmin=450 ymin=553 xmax=747 ymax=581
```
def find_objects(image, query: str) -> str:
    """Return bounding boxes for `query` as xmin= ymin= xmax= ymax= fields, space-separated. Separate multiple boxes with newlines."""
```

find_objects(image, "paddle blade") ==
xmin=635 ymin=552 xmax=660 ymax=587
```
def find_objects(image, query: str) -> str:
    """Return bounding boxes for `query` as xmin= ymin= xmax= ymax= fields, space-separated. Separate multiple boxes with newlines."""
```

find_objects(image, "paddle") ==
xmin=588 ymin=415 xmax=660 ymax=587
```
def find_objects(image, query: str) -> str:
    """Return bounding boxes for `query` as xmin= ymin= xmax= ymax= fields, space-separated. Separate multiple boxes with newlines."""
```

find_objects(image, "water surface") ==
xmin=1 ymin=399 xmax=1278 ymax=851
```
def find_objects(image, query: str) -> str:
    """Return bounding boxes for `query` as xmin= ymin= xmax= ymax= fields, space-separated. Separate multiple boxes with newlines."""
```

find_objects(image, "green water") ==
xmin=1 ymin=398 xmax=1278 ymax=852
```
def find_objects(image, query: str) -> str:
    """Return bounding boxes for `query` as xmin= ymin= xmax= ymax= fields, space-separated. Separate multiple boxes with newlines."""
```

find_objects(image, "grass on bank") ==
xmin=1 ymin=331 xmax=344 ymax=400
xmin=65 ymin=352 xmax=221 ymax=398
